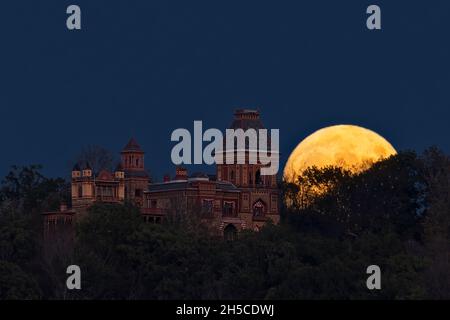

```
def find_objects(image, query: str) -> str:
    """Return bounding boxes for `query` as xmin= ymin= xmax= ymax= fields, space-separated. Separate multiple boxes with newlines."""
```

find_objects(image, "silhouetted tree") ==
xmin=2 ymin=148 xmax=450 ymax=300
xmin=0 ymin=261 xmax=41 ymax=299
xmin=421 ymin=147 xmax=450 ymax=298
xmin=72 ymin=145 xmax=116 ymax=175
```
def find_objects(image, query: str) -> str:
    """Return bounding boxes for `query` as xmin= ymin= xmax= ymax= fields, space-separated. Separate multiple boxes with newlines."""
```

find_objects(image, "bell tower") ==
xmin=71 ymin=162 xmax=95 ymax=211
xmin=121 ymin=138 xmax=145 ymax=171
xmin=120 ymin=138 xmax=149 ymax=206
xmin=217 ymin=110 xmax=279 ymax=228
xmin=217 ymin=110 xmax=276 ymax=188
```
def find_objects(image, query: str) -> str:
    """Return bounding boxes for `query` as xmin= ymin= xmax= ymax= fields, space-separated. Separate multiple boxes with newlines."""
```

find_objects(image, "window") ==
xmin=135 ymin=189 xmax=142 ymax=197
xmin=255 ymin=169 xmax=262 ymax=185
xmin=230 ymin=170 xmax=235 ymax=181
xmin=223 ymin=201 xmax=235 ymax=217
xmin=136 ymin=158 xmax=139 ymax=167
xmin=78 ymin=185 xmax=82 ymax=198
xmin=103 ymin=187 xmax=113 ymax=197
xmin=253 ymin=200 xmax=265 ymax=217
xmin=151 ymin=200 xmax=157 ymax=208
xmin=202 ymin=199 xmax=214 ymax=216
xmin=224 ymin=224 xmax=237 ymax=241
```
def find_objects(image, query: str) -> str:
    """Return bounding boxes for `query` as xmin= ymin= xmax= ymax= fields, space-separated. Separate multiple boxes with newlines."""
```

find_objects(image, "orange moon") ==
xmin=283 ymin=125 xmax=397 ymax=182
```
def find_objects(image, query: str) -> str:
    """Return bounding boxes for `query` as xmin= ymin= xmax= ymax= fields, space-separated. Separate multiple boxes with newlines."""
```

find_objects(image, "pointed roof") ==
xmin=122 ymin=138 xmax=144 ymax=153
xmin=97 ymin=170 xmax=114 ymax=181
xmin=84 ymin=162 xmax=92 ymax=170
xmin=72 ymin=163 xmax=81 ymax=171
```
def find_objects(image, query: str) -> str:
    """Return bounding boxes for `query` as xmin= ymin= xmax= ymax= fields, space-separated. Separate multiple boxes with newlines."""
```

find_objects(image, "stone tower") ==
xmin=120 ymin=138 xmax=149 ymax=206
xmin=216 ymin=109 xmax=279 ymax=229
xmin=71 ymin=162 xmax=95 ymax=211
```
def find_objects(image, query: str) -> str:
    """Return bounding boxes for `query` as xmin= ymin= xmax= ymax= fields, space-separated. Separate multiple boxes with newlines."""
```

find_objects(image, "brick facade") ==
xmin=43 ymin=110 xmax=280 ymax=239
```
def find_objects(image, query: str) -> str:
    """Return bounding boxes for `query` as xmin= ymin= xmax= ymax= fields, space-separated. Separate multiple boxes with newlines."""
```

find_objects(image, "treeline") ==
xmin=0 ymin=148 xmax=449 ymax=299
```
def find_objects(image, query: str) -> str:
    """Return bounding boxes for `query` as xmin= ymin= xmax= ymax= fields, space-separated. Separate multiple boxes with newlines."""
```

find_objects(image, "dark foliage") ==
xmin=0 ymin=149 xmax=449 ymax=299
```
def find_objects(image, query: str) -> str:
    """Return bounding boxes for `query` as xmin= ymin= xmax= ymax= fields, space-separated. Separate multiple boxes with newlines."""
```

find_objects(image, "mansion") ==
xmin=44 ymin=110 xmax=280 ymax=239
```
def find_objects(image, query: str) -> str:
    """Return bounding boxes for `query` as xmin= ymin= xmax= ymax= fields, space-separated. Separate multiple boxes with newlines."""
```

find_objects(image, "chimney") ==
xmin=163 ymin=174 xmax=170 ymax=182
xmin=174 ymin=167 xmax=188 ymax=180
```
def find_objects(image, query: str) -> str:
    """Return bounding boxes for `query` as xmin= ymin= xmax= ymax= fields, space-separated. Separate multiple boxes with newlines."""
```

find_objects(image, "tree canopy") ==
xmin=0 ymin=148 xmax=449 ymax=299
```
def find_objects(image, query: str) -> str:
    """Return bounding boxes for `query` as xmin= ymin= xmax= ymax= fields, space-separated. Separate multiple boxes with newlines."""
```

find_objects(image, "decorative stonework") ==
xmin=44 ymin=110 xmax=280 ymax=239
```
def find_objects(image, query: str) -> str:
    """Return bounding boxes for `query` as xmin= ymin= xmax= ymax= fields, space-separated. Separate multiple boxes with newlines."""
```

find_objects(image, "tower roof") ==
xmin=230 ymin=109 xmax=265 ymax=130
xmin=84 ymin=162 xmax=92 ymax=170
xmin=226 ymin=109 xmax=271 ymax=151
xmin=122 ymin=138 xmax=143 ymax=153
xmin=72 ymin=163 xmax=81 ymax=171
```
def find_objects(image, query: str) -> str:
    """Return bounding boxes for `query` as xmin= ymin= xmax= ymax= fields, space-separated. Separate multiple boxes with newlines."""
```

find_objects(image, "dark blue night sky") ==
xmin=0 ymin=0 xmax=449 ymax=179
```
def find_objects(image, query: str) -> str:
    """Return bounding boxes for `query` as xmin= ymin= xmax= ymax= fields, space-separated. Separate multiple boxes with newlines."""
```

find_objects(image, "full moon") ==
xmin=283 ymin=125 xmax=397 ymax=182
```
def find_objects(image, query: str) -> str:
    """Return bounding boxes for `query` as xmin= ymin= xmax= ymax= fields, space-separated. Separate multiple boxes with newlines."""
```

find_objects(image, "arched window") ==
xmin=255 ymin=169 xmax=262 ymax=185
xmin=253 ymin=200 xmax=265 ymax=217
xmin=224 ymin=224 xmax=237 ymax=241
